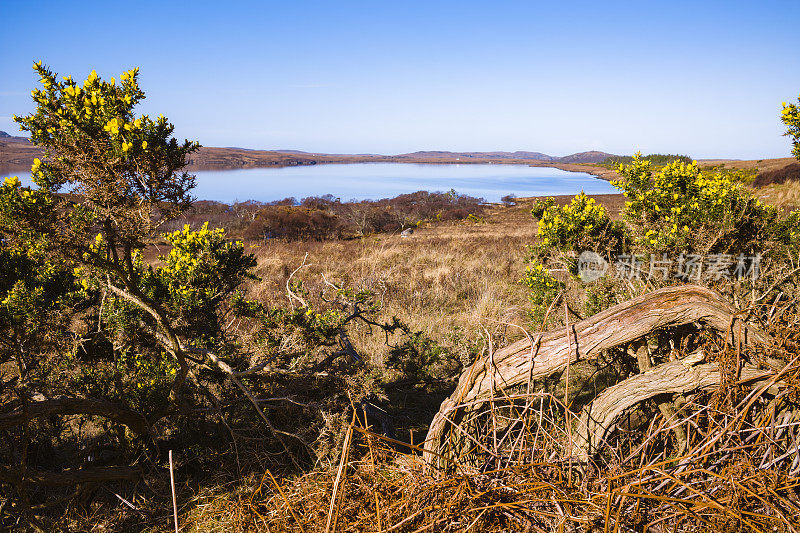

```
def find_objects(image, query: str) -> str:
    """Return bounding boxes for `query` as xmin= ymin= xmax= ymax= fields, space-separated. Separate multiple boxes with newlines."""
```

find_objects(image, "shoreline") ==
xmin=1 ymin=135 xmax=619 ymax=181
xmin=3 ymin=134 xmax=793 ymax=185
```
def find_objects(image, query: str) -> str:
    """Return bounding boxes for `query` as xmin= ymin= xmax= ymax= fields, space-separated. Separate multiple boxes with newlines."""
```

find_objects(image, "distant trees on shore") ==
xmin=163 ymin=189 xmax=488 ymax=241
xmin=600 ymin=153 xmax=693 ymax=168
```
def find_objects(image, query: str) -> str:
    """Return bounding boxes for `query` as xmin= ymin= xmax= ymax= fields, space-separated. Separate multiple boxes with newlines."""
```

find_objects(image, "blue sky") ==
xmin=1 ymin=0 xmax=799 ymax=159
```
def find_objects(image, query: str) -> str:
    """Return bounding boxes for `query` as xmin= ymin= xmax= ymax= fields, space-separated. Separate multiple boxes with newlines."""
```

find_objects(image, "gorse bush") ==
xmin=0 ymin=64 xmax=308 ymax=525
xmin=0 ymin=210 xmax=77 ymax=379
xmin=520 ymin=260 xmax=564 ymax=324
xmin=523 ymin=153 xmax=800 ymax=323
xmin=97 ymin=222 xmax=257 ymax=350
xmin=782 ymin=92 xmax=800 ymax=161
xmin=531 ymin=192 xmax=627 ymax=254
xmin=613 ymin=154 xmax=790 ymax=254
xmin=600 ymin=153 xmax=693 ymax=168
xmin=524 ymin=193 xmax=626 ymax=323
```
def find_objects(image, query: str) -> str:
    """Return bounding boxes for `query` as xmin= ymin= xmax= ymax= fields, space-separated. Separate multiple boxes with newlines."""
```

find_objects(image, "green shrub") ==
xmin=386 ymin=331 xmax=460 ymax=382
xmin=532 ymin=192 xmax=628 ymax=255
xmin=613 ymin=154 xmax=782 ymax=254
xmin=520 ymin=260 xmax=564 ymax=324
xmin=782 ymin=93 xmax=800 ymax=161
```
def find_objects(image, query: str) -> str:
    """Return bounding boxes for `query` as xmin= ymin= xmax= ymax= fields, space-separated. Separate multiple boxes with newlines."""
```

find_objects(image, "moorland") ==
xmin=2 ymin=65 xmax=800 ymax=532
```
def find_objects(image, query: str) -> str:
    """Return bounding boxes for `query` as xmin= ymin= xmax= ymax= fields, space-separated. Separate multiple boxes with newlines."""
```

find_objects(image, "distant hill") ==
xmin=397 ymin=150 xmax=556 ymax=161
xmin=1 ymin=134 xmax=616 ymax=176
xmin=397 ymin=150 xmax=616 ymax=164
xmin=557 ymin=151 xmax=616 ymax=164
xmin=0 ymin=133 xmax=41 ymax=170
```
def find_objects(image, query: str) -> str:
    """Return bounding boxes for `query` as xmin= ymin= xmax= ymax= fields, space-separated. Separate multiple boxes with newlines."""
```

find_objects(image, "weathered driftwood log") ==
xmin=423 ymin=285 xmax=767 ymax=466
xmin=571 ymin=355 xmax=773 ymax=461
xmin=0 ymin=397 xmax=148 ymax=435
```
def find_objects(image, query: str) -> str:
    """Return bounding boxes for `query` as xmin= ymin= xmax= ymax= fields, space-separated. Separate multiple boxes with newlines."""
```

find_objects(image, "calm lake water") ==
xmin=8 ymin=163 xmax=616 ymax=203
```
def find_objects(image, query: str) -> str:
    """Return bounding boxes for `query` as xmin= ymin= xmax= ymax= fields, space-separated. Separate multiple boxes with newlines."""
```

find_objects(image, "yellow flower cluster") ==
xmin=782 ymin=93 xmax=800 ymax=160
xmin=159 ymin=222 xmax=232 ymax=301
xmin=62 ymin=84 xmax=83 ymax=100
xmin=103 ymin=118 xmax=122 ymax=135
xmin=536 ymin=192 xmax=610 ymax=249
xmin=521 ymin=260 xmax=563 ymax=322
xmin=103 ymin=115 xmax=145 ymax=153
xmin=615 ymin=154 xmax=772 ymax=251
xmin=23 ymin=63 xmax=150 ymax=162
xmin=523 ymin=264 xmax=559 ymax=287
xmin=88 ymin=232 xmax=105 ymax=253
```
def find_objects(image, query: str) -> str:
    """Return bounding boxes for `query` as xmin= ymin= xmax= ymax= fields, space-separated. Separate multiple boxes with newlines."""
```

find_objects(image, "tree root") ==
xmin=423 ymin=285 xmax=769 ymax=466
xmin=571 ymin=356 xmax=773 ymax=461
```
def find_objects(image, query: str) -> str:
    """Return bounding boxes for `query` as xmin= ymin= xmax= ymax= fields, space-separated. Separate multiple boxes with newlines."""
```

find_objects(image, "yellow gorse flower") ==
xmin=104 ymin=118 xmax=121 ymax=135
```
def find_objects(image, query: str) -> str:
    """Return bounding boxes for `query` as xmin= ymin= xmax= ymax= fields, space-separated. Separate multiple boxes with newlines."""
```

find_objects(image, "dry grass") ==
xmin=184 ymin=363 xmax=800 ymax=532
xmin=179 ymin=296 xmax=800 ymax=533
xmin=699 ymin=157 xmax=798 ymax=174
xmin=175 ymin=190 xmax=800 ymax=533
xmin=242 ymin=197 xmax=579 ymax=368
xmin=754 ymin=180 xmax=800 ymax=210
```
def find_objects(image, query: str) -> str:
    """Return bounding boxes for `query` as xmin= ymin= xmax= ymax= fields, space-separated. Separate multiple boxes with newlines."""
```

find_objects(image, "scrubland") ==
xmin=7 ymin=64 xmax=800 ymax=533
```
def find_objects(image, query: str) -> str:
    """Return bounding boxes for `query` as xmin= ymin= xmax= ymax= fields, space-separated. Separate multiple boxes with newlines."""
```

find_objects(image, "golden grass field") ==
xmin=239 ymin=194 xmax=625 ymax=369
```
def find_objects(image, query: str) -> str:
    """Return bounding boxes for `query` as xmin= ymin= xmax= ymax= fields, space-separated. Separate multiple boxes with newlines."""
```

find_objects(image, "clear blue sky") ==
xmin=1 ymin=0 xmax=799 ymax=159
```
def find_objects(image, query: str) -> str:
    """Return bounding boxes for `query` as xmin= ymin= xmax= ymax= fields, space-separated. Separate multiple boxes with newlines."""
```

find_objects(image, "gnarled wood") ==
xmin=423 ymin=285 xmax=768 ymax=466
xmin=572 ymin=357 xmax=773 ymax=461
xmin=0 ymin=397 xmax=148 ymax=435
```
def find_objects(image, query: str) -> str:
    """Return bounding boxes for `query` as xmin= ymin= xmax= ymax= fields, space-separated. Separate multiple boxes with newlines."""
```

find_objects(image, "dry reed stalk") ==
xmin=266 ymin=468 xmax=306 ymax=533
xmin=563 ymin=300 xmax=573 ymax=486
xmin=169 ymin=450 xmax=178 ymax=533
xmin=325 ymin=416 xmax=355 ymax=533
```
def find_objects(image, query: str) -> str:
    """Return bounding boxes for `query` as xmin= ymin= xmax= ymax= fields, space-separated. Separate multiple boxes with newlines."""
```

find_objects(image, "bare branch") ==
xmin=0 ymin=397 xmax=148 ymax=435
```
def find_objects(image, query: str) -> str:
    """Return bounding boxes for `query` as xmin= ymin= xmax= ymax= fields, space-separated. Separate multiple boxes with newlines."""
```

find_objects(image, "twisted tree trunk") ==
xmin=423 ymin=285 xmax=768 ymax=466
xmin=571 ymin=356 xmax=773 ymax=461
